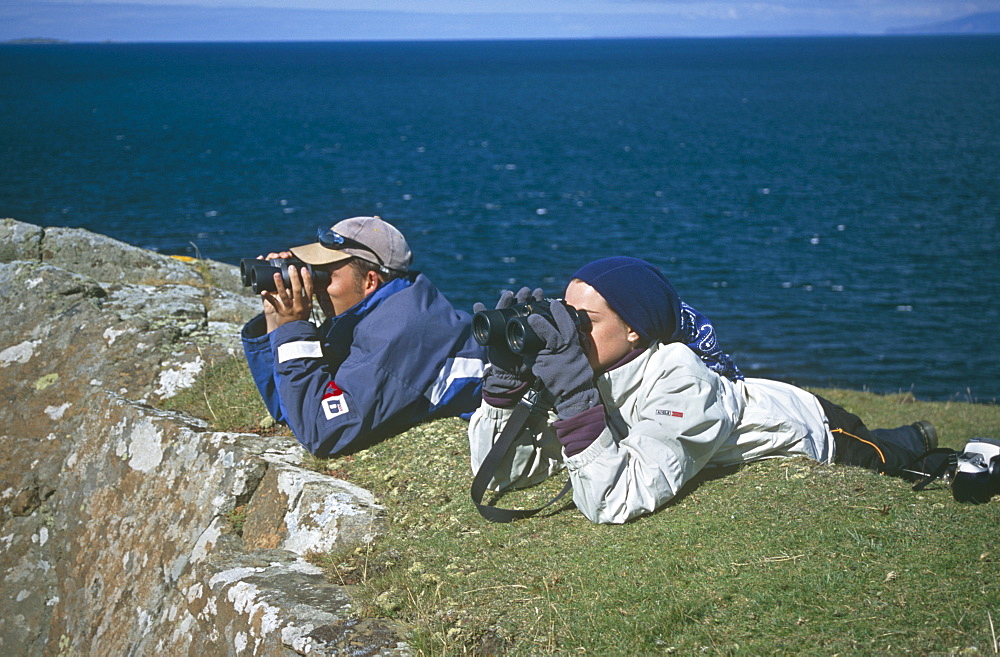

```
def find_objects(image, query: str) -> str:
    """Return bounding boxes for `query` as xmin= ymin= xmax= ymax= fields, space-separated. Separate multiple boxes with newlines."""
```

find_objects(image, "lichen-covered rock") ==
xmin=40 ymin=223 xmax=227 ymax=290
xmin=0 ymin=217 xmax=43 ymax=261
xmin=0 ymin=220 xmax=409 ymax=656
xmin=243 ymin=462 xmax=385 ymax=555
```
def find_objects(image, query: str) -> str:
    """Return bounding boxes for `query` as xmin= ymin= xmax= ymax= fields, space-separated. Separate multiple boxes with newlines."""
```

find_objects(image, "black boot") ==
xmin=869 ymin=421 xmax=939 ymax=478
xmin=912 ymin=420 xmax=938 ymax=451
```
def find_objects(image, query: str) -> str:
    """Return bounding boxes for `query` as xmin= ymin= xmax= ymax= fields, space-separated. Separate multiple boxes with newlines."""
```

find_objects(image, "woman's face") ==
xmin=564 ymin=279 xmax=640 ymax=374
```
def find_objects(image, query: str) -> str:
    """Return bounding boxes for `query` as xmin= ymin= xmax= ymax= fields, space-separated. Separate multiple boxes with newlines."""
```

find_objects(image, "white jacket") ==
xmin=469 ymin=341 xmax=834 ymax=524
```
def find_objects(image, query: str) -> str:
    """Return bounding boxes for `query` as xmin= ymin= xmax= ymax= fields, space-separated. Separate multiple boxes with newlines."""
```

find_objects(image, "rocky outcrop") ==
xmin=0 ymin=219 xmax=408 ymax=656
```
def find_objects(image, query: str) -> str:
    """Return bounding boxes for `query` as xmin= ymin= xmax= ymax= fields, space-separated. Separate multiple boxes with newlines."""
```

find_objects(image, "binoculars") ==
xmin=472 ymin=299 xmax=581 ymax=356
xmin=239 ymin=258 xmax=331 ymax=294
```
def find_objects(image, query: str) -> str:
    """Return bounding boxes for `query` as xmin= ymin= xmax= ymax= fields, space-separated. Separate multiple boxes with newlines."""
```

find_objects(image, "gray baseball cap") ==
xmin=290 ymin=216 xmax=412 ymax=272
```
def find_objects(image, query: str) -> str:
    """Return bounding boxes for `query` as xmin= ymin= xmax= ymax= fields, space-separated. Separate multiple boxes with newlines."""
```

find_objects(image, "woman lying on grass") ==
xmin=469 ymin=256 xmax=937 ymax=524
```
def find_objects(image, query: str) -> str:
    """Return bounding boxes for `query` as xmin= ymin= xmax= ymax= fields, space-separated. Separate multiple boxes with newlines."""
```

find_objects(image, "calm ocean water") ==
xmin=1 ymin=37 xmax=998 ymax=402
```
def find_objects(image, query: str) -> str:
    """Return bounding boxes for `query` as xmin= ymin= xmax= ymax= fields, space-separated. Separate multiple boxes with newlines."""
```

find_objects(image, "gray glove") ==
xmin=474 ymin=287 xmax=543 ymax=397
xmin=527 ymin=300 xmax=600 ymax=419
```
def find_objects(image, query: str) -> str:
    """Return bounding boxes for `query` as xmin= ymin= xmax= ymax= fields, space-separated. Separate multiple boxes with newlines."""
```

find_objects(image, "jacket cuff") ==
xmin=241 ymin=313 xmax=269 ymax=342
xmin=552 ymin=404 xmax=606 ymax=456
xmin=268 ymin=319 xmax=320 ymax=346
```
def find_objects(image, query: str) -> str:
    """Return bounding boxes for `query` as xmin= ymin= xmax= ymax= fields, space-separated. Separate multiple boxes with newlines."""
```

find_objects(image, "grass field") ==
xmin=166 ymin=356 xmax=1000 ymax=656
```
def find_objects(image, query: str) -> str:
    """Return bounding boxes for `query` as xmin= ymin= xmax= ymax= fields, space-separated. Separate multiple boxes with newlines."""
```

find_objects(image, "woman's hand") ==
xmin=527 ymin=300 xmax=599 ymax=418
xmin=474 ymin=287 xmax=543 ymax=396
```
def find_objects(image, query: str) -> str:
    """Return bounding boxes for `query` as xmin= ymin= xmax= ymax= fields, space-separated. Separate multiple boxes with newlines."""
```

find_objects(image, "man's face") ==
xmin=564 ymin=279 xmax=640 ymax=374
xmin=314 ymin=260 xmax=374 ymax=317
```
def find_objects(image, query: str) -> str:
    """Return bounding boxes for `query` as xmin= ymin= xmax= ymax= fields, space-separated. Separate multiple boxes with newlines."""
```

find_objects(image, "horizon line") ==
xmin=8 ymin=32 xmax=1000 ymax=45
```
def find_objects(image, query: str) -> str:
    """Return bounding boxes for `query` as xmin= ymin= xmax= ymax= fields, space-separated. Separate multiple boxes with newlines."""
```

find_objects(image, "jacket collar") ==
xmin=331 ymin=275 xmax=413 ymax=322
xmin=320 ymin=275 xmax=415 ymax=345
xmin=597 ymin=342 xmax=659 ymax=407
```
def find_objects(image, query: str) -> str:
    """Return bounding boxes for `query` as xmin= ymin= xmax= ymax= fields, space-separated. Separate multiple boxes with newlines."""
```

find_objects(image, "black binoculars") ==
xmin=239 ymin=258 xmax=331 ymax=294
xmin=472 ymin=299 xmax=581 ymax=356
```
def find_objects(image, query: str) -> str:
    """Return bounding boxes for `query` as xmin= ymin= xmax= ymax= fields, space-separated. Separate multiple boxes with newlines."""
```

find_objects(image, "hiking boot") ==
xmin=912 ymin=420 xmax=938 ymax=452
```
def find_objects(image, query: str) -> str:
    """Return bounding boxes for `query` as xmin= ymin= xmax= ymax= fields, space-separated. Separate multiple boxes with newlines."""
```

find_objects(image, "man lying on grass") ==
xmin=468 ymin=256 xmax=937 ymax=525
xmin=242 ymin=216 xmax=485 ymax=457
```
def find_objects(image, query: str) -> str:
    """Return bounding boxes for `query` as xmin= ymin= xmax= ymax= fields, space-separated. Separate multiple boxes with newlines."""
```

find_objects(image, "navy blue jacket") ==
xmin=242 ymin=273 xmax=485 ymax=457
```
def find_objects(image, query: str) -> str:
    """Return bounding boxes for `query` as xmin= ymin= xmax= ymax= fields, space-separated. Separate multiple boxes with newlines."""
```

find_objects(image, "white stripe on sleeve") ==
xmin=425 ymin=357 xmax=485 ymax=406
xmin=277 ymin=340 xmax=324 ymax=364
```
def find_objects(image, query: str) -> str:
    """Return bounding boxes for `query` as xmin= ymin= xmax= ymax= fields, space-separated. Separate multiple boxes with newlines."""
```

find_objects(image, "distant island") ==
xmin=2 ymin=10 xmax=999 ymax=44
xmin=2 ymin=37 xmax=71 ymax=44
xmin=887 ymin=11 xmax=1000 ymax=34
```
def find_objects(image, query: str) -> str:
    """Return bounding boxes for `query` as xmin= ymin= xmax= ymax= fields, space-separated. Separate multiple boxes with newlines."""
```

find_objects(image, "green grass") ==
xmin=166 ymin=356 xmax=1000 ymax=656
xmin=161 ymin=353 xmax=277 ymax=432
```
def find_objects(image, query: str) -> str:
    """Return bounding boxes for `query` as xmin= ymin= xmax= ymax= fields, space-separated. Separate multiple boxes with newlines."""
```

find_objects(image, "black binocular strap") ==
xmin=909 ymin=448 xmax=959 ymax=492
xmin=471 ymin=394 xmax=573 ymax=523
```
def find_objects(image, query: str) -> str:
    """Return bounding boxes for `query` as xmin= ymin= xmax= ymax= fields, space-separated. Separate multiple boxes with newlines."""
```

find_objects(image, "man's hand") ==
xmin=259 ymin=251 xmax=313 ymax=332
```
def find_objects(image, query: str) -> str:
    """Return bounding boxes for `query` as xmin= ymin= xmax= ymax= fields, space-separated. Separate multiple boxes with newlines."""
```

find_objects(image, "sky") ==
xmin=3 ymin=0 xmax=1000 ymax=42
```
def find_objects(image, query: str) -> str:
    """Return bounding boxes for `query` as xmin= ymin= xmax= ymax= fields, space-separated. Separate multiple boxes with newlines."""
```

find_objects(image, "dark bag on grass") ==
xmin=908 ymin=437 xmax=1000 ymax=504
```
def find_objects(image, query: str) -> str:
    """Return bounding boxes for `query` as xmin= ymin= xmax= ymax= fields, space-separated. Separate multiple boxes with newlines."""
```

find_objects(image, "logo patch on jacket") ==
xmin=321 ymin=381 xmax=349 ymax=420
xmin=656 ymin=409 xmax=684 ymax=418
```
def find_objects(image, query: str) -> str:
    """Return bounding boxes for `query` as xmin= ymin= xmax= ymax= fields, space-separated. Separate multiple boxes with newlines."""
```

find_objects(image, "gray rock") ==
xmin=0 ymin=217 xmax=43 ymax=261
xmin=1 ymin=217 xmax=250 ymax=295
xmin=0 ymin=220 xmax=409 ymax=656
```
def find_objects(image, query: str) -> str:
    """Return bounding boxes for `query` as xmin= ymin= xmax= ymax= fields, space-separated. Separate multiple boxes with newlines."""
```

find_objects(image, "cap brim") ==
xmin=289 ymin=242 xmax=353 ymax=266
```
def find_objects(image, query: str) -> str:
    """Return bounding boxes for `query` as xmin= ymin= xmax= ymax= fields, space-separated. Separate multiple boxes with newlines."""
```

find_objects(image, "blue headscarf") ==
xmin=571 ymin=257 xmax=744 ymax=381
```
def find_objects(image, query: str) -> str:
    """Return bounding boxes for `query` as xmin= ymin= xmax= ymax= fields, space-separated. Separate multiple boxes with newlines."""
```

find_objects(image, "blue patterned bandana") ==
xmin=675 ymin=301 xmax=744 ymax=381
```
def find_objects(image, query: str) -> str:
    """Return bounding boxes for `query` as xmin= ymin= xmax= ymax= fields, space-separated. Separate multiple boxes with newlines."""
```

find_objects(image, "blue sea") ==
xmin=1 ymin=37 xmax=998 ymax=402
